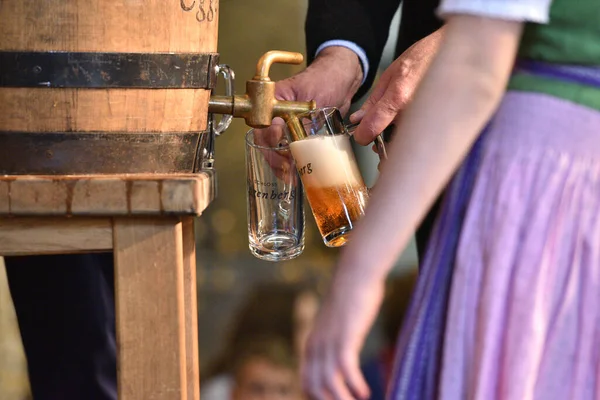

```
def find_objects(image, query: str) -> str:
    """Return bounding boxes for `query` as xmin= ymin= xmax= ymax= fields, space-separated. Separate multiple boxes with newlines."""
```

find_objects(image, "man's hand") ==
xmin=276 ymin=46 xmax=364 ymax=116
xmin=255 ymin=48 xmax=361 ymax=181
xmin=350 ymin=28 xmax=445 ymax=146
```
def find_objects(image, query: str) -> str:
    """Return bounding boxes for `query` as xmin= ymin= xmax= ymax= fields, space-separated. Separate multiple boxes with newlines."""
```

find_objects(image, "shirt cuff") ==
xmin=437 ymin=0 xmax=551 ymax=24
xmin=315 ymin=40 xmax=370 ymax=86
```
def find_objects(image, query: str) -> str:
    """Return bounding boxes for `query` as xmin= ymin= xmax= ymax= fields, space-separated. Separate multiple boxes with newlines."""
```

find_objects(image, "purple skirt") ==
xmin=390 ymin=89 xmax=600 ymax=399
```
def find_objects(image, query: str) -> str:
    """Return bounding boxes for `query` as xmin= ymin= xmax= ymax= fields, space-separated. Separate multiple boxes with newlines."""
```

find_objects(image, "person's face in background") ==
xmin=232 ymin=357 xmax=301 ymax=400
xmin=293 ymin=291 xmax=319 ymax=361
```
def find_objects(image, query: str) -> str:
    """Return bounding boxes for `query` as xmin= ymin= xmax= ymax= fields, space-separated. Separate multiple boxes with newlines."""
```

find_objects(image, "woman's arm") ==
xmin=334 ymin=15 xmax=524 ymax=287
xmin=302 ymin=14 xmax=546 ymax=400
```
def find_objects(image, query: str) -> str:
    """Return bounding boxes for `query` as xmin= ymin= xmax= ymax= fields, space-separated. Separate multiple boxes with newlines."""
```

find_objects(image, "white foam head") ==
xmin=289 ymin=135 xmax=365 ymax=188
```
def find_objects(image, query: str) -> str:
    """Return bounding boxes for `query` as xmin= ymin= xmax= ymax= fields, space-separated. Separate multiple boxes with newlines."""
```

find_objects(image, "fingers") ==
xmin=253 ymin=124 xmax=288 ymax=148
xmin=339 ymin=350 xmax=370 ymax=400
xmin=338 ymin=99 xmax=352 ymax=118
xmin=352 ymin=83 xmax=407 ymax=146
xmin=302 ymin=337 xmax=368 ymax=400
xmin=324 ymin=347 xmax=356 ymax=400
xmin=350 ymin=70 xmax=394 ymax=124
xmin=302 ymin=338 xmax=327 ymax=400
xmin=250 ymin=125 xmax=297 ymax=183
xmin=370 ymin=140 xmax=388 ymax=160
xmin=369 ymin=144 xmax=386 ymax=173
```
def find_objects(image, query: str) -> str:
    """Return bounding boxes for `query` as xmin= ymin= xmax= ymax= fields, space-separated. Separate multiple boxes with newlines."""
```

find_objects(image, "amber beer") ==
xmin=290 ymin=134 xmax=368 ymax=247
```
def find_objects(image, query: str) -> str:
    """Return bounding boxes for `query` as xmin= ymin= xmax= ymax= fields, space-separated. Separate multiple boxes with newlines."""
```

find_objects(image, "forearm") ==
xmin=431 ymin=25 xmax=447 ymax=44
xmin=333 ymin=16 xmax=523 ymax=286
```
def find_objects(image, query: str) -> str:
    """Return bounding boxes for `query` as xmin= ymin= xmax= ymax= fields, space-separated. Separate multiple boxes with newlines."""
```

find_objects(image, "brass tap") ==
xmin=208 ymin=50 xmax=316 ymax=129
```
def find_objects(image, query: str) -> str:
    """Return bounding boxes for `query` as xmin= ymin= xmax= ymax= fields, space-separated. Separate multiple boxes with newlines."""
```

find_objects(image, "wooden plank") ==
xmin=71 ymin=178 xmax=128 ymax=215
xmin=0 ymin=89 xmax=211 ymax=133
xmin=129 ymin=180 xmax=162 ymax=213
xmin=9 ymin=179 xmax=68 ymax=215
xmin=182 ymin=218 xmax=200 ymax=400
xmin=0 ymin=173 xmax=215 ymax=217
xmin=0 ymin=182 xmax=9 ymax=214
xmin=113 ymin=218 xmax=188 ymax=400
xmin=0 ymin=218 xmax=112 ymax=256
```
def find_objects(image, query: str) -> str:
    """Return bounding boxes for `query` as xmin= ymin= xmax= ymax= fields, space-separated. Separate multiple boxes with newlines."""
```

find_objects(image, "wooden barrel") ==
xmin=0 ymin=0 xmax=219 ymax=174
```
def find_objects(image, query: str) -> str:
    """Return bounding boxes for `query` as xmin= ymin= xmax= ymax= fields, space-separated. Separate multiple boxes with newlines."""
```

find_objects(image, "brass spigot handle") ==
xmin=254 ymin=51 xmax=304 ymax=81
xmin=208 ymin=50 xmax=314 ymax=129
xmin=213 ymin=64 xmax=235 ymax=135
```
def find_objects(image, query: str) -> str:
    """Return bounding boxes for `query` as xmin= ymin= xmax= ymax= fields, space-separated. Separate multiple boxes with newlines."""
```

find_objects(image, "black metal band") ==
xmin=0 ymin=51 xmax=219 ymax=89
xmin=0 ymin=131 xmax=213 ymax=175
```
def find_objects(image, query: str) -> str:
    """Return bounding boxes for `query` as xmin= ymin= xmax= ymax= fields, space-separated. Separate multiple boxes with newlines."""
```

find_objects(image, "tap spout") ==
xmin=207 ymin=50 xmax=316 ymax=129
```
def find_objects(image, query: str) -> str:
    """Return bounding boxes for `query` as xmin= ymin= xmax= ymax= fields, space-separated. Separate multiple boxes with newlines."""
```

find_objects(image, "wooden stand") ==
xmin=0 ymin=172 xmax=215 ymax=400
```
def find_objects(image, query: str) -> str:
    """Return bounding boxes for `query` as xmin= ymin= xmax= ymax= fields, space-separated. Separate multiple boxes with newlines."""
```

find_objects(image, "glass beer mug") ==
xmin=245 ymin=125 xmax=305 ymax=261
xmin=287 ymin=107 xmax=386 ymax=247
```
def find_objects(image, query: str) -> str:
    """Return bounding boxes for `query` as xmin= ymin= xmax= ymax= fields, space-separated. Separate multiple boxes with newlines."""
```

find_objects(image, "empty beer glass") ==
xmin=287 ymin=107 xmax=379 ymax=247
xmin=245 ymin=125 xmax=305 ymax=261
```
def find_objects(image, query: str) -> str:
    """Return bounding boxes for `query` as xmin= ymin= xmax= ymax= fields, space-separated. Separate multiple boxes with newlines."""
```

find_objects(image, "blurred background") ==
xmin=0 ymin=1 xmax=418 ymax=399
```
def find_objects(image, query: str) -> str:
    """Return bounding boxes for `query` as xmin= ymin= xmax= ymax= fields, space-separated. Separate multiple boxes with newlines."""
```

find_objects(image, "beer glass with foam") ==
xmin=287 ymin=107 xmax=375 ymax=247
xmin=245 ymin=125 xmax=305 ymax=261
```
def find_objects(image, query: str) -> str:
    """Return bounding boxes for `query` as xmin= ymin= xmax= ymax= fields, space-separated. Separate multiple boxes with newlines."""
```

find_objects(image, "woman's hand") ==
xmin=301 ymin=275 xmax=384 ymax=400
